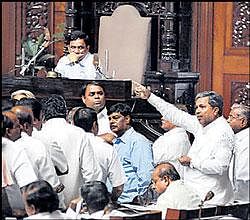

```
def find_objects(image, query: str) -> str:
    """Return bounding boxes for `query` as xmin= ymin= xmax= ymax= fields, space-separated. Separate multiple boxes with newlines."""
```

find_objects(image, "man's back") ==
xmin=38 ymin=118 xmax=102 ymax=206
xmin=2 ymin=137 xmax=38 ymax=188
xmin=89 ymin=135 xmax=126 ymax=187
xmin=153 ymin=127 xmax=191 ymax=179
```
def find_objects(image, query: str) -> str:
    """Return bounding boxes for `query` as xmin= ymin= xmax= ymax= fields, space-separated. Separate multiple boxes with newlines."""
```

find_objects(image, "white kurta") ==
xmin=2 ymin=137 xmax=38 ymax=188
xmin=24 ymin=210 xmax=70 ymax=219
xmin=156 ymin=180 xmax=201 ymax=219
xmin=55 ymin=52 xmax=105 ymax=80
xmin=97 ymin=107 xmax=113 ymax=135
xmin=36 ymin=118 xmax=102 ymax=206
xmin=89 ymin=134 xmax=126 ymax=187
xmin=16 ymin=132 xmax=66 ymax=208
xmin=16 ymin=132 xmax=61 ymax=188
xmin=229 ymin=127 xmax=249 ymax=202
xmin=153 ymin=127 xmax=191 ymax=179
xmin=148 ymin=93 xmax=234 ymax=205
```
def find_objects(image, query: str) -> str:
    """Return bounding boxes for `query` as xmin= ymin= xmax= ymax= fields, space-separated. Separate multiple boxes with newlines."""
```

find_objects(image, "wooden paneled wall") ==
xmin=212 ymin=2 xmax=249 ymax=116
xmin=192 ymin=2 xmax=249 ymax=116
xmin=2 ymin=2 xmax=249 ymax=117
xmin=1 ymin=2 xmax=67 ymax=74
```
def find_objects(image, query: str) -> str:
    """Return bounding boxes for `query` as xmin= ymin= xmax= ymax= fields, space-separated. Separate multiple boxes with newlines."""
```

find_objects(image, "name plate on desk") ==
xmin=2 ymin=76 xmax=132 ymax=107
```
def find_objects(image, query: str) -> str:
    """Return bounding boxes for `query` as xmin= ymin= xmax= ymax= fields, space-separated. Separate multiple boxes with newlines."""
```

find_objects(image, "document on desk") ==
xmin=121 ymin=203 xmax=157 ymax=212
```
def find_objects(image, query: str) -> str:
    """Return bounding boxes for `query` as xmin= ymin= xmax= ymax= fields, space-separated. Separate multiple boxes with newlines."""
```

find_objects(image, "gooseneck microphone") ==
xmin=93 ymin=54 xmax=109 ymax=79
xmin=198 ymin=191 xmax=214 ymax=220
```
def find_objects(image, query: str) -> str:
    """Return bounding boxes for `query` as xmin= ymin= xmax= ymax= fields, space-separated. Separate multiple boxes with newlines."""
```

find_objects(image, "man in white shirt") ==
xmin=73 ymin=107 xmax=126 ymax=201
xmin=2 ymin=112 xmax=38 ymax=188
xmin=14 ymin=98 xmax=69 ymax=177
xmin=81 ymin=81 xmax=115 ymax=143
xmin=38 ymin=94 xmax=102 ymax=206
xmin=11 ymin=105 xmax=65 ymax=208
xmin=133 ymin=82 xmax=234 ymax=206
xmin=152 ymin=162 xmax=201 ymax=219
xmin=55 ymin=30 xmax=105 ymax=80
xmin=227 ymin=103 xmax=249 ymax=202
xmin=153 ymin=104 xmax=191 ymax=179
xmin=22 ymin=180 xmax=69 ymax=219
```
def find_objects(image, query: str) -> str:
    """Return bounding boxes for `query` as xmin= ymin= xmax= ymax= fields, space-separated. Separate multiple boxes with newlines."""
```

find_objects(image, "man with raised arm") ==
xmin=133 ymin=81 xmax=234 ymax=205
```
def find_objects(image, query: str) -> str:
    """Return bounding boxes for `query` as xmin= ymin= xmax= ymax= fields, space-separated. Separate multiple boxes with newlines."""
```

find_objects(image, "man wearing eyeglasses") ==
xmin=55 ymin=30 xmax=105 ymax=79
xmin=227 ymin=103 xmax=250 ymax=202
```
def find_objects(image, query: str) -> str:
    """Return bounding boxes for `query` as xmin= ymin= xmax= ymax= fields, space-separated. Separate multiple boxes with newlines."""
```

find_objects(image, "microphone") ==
xmin=19 ymin=38 xmax=63 ymax=76
xmin=198 ymin=191 xmax=214 ymax=219
xmin=93 ymin=54 xmax=99 ymax=69
xmin=93 ymin=54 xmax=110 ymax=79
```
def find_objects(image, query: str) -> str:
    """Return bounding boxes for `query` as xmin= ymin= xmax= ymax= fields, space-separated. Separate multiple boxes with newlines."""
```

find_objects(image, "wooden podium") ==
xmin=2 ymin=76 xmax=132 ymax=108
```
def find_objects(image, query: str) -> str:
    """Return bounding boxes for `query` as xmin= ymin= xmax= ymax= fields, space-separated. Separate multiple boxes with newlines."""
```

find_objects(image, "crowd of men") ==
xmin=2 ymin=80 xmax=249 ymax=219
xmin=2 ymin=30 xmax=249 ymax=219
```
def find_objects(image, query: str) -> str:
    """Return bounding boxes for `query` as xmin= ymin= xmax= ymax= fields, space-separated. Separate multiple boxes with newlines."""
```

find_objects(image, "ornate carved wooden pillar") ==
xmin=159 ymin=2 xmax=179 ymax=72
xmin=25 ymin=2 xmax=49 ymax=41
xmin=65 ymin=2 xmax=77 ymax=36
xmin=64 ymin=2 xmax=77 ymax=54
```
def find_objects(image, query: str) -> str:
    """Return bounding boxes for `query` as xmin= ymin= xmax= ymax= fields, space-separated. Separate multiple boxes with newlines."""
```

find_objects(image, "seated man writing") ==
xmin=151 ymin=162 xmax=201 ymax=219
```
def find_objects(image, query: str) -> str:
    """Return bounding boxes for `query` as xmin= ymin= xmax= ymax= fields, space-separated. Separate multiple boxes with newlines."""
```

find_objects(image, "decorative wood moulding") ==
xmin=25 ymin=2 xmax=49 ymax=41
xmin=232 ymin=82 xmax=250 ymax=107
xmin=96 ymin=2 xmax=166 ymax=16
xmin=232 ymin=2 xmax=250 ymax=47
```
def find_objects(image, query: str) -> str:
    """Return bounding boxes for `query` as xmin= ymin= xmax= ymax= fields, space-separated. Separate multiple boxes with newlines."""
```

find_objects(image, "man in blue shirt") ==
xmin=108 ymin=103 xmax=154 ymax=203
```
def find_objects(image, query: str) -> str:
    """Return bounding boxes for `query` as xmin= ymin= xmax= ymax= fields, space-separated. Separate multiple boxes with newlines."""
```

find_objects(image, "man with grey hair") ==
xmin=133 ymin=81 xmax=234 ymax=206
xmin=227 ymin=103 xmax=249 ymax=202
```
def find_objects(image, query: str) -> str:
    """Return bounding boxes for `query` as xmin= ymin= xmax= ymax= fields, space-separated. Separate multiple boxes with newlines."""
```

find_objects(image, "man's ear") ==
xmin=5 ymin=128 xmax=12 ymax=138
xmin=125 ymin=115 xmax=131 ymax=125
xmin=26 ymin=204 xmax=36 ymax=215
xmin=67 ymin=44 xmax=71 ymax=52
xmin=163 ymin=175 xmax=170 ymax=186
xmin=22 ymin=123 xmax=30 ymax=133
xmin=213 ymin=107 xmax=219 ymax=116
xmin=81 ymin=96 xmax=86 ymax=104
xmin=241 ymin=117 xmax=247 ymax=128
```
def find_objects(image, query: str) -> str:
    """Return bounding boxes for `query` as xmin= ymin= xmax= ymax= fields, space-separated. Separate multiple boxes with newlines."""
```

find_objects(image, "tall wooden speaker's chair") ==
xmin=98 ymin=5 xmax=151 ymax=83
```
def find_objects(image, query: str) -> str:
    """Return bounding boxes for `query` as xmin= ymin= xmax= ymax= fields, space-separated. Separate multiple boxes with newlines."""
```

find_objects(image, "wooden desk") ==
xmin=166 ymin=202 xmax=250 ymax=220
xmin=2 ymin=76 xmax=132 ymax=107
xmin=110 ymin=210 xmax=162 ymax=220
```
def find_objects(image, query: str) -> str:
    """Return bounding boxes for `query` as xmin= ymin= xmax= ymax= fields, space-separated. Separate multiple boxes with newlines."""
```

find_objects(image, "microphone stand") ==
xmin=95 ymin=66 xmax=111 ymax=79
xmin=19 ymin=40 xmax=55 ymax=76
xmin=198 ymin=191 xmax=214 ymax=220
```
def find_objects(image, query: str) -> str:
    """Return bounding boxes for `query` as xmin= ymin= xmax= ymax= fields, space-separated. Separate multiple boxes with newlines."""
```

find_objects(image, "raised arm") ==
xmin=133 ymin=81 xmax=200 ymax=134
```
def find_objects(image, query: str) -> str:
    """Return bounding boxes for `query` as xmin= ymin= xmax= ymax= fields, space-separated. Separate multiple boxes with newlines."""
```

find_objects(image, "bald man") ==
xmin=11 ymin=106 xmax=66 ymax=208
xmin=152 ymin=162 xmax=201 ymax=219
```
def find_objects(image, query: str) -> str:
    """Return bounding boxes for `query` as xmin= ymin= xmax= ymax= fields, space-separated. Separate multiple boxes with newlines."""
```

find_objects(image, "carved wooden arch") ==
xmin=95 ymin=2 xmax=168 ymax=17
